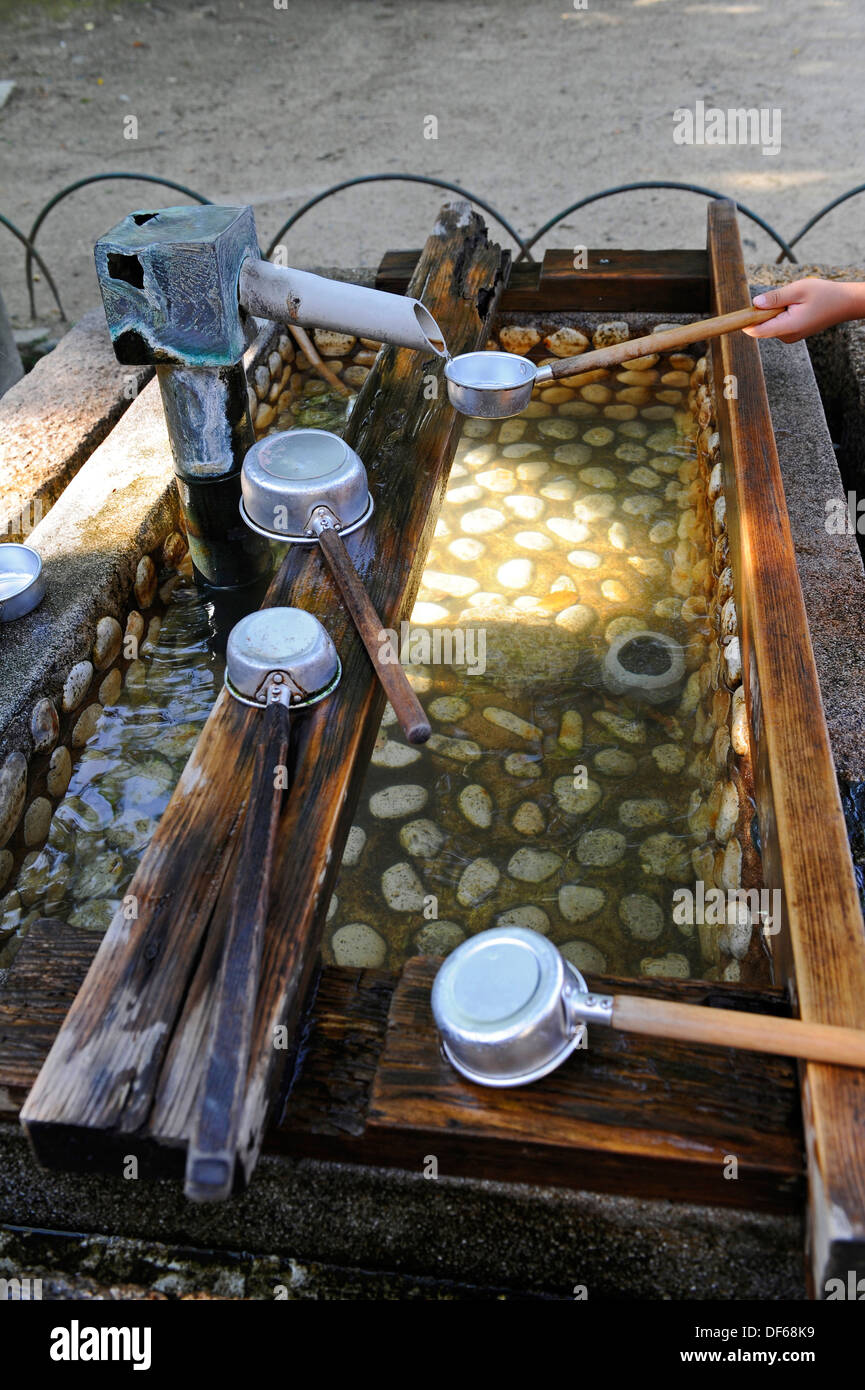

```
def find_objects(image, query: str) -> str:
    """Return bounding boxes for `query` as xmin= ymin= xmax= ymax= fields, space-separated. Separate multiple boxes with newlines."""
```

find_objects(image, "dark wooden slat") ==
xmin=377 ymin=248 xmax=709 ymax=312
xmin=280 ymin=959 xmax=804 ymax=1213
xmin=707 ymin=198 xmax=865 ymax=1291
xmin=20 ymin=204 xmax=509 ymax=1184
xmin=0 ymin=923 xmax=803 ymax=1211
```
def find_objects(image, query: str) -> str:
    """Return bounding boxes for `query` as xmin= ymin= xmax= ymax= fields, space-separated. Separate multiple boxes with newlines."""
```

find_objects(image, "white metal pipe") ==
xmin=238 ymin=259 xmax=447 ymax=358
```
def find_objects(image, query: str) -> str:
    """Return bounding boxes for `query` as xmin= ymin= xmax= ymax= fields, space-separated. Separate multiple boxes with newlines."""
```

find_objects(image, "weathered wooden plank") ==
xmin=376 ymin=248 xmax=709 ymax=312
xmin=20 ymin=204 xmax=509 ymax=1186
xmin=0 ymin=923 xmax=804 ymax=1210
xmin=707 ymin=198 xmax=865 ymax=1292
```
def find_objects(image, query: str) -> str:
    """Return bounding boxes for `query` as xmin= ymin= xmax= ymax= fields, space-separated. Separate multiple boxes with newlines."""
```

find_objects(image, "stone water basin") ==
xmin=0 ymin=319 xmax=766 ymax=990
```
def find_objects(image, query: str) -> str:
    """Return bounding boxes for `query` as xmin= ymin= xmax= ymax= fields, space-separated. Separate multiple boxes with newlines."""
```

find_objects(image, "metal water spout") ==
xmin=94 ymin=204 xmax=446 ymax=593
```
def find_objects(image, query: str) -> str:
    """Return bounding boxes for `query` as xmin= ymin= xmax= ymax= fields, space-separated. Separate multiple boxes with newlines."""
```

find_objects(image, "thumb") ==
xmin=753 ymin=285 xmax=794 ymax=309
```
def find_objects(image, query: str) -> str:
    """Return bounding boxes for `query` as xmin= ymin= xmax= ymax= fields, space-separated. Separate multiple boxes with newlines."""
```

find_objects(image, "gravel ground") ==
xmin=0 ymin=0 xmax=863 ymax=331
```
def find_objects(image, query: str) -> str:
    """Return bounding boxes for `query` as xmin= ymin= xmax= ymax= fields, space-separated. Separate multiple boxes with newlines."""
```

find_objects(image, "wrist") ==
xmin=840 ymin=281 xmax=865 ymax=324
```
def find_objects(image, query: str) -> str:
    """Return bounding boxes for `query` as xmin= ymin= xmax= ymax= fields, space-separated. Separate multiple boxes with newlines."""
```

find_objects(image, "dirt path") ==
xmin=0 ymin=0 xmax=862 ymax=329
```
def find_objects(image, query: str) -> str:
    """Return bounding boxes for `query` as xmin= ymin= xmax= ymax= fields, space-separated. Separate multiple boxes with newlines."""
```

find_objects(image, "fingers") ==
xmin=743 ymin=310 xmax=795 ymax=338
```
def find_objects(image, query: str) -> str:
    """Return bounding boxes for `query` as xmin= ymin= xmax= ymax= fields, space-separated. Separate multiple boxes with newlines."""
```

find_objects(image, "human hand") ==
xmin=744 ymin=279 xmax=865 ymax=342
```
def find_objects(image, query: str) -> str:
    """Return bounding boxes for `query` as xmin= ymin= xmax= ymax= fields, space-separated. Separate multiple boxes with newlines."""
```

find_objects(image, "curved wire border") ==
xmin=22 ymin=173 xmax=212 ymax=319
xmin=10 ymin=170 xmax=865 ymax=320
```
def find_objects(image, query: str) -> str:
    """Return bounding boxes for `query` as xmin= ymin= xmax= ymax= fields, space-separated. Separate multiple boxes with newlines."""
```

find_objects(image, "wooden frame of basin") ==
xmin=9 ymin=200 xmax=864 ymax=1296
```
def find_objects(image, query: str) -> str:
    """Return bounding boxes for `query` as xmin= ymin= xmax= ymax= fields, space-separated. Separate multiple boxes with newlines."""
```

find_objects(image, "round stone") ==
xmin=369 ymin=785 xmax=428 ymax=819
xmin=457 ymin=857 xmax=500 ymax=907
xmin=69 ymin=899 xmax=118 ymax=933
xmin=513 ymin=531 xmax=553 ymax=551
xmin=398 ymin=819 xmax=445 ymax=858
xmin=512 ymin=801 xmax=544 ymax=835
xmin=553 ymin=776 xmax=602 ymax=816
xmin=461 ymin=508 xmax=505 ymax=536
xmin=578 ymin=465 xmax=616 ymax=490
xmin=641 ymin=953 xmax=690 ymax=979
xmin=134 ymin=555 xmax=157 ymax=609
xmin=618 ymin=799 xmax=669 ymax=829
xmin=162 ymin=531 xmax=187 ymax=568
xmin=98 ymin=668 xmax=122 ymax=707
xmin=23 ymin=796 xmax=52 ymax=848
xmin=92 ymin=616 xmax=122 ymax=671
xmin=62 ymin=661 xmax=93 ymax=714
xmin=458 ymin=784 xmax=493 ymax=829
xmin=555 ymin=604 xmax=596 ymax=634
xmin=507 ymin=847 xmax=562 ymax=882
xmin=554 ymin=443 xmax=592 ymax=467
xmin=652 ymin=744 xmax=686 ymax=775
xmin=503 ymin=495 xmax=545 ymax=523
xmin=557 ymin=711 xmax=583 ymax=752
xmin=415 ymin=920 xmax=465 ymax=955
xmin=0 ymin=752 xmax=27 ymax=848
xmin=448 ymin=538 xmax=486 ymax=563
xmin=381 ymin=863 xmax=425 ymax=912
xmin=370 ymin=738 xmax=422 ymax=769
xmin=566 ymin=550 xmax=601 ymax=569
xmin=577 ymin=829 xmax=626 ymax=867
xmin=547 ymin=517 xmax=590 ymax=544
xmin=71 ymin=703 xmax=104 ymax=748
xmin=619 ymin=894 xmax=664 ymax=940
xmin=540 ymin=479 xmax=576 ymax=502
xmin=341 ymin=826 xmax=367 ymax=867
xmin=497 ymin=559 xmax=534 ymax=590
xmin=504 ymin=752 xmax=542 ymax=779
xmin=559 ymin=884 xmax=606 ymax=922
xmin=482 ymin=707 xmax=541 ymax=742
xmin=496 ymin=905 xmax=550 ymax=935
xmin=30 ymin=698 xmax=59 ymax=754
xmin=561 ymin=939 xmax=607 ymax=973
xmin=332 ymin=922 xmax=387 ymax=968
xmin=428 ymin=697 xmax=470 ymax=723
xmin=427 ymin=734 xmax=482 ymax=763
xmin=593 ymin=748 xmax=637 ymax=778
xmin=537 ymin=418 xmax=578 ymax=440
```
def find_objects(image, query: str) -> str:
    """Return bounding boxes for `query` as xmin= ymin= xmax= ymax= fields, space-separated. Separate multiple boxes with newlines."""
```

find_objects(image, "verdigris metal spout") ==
xmin=238 ymin=259 xmax=447 ymax=357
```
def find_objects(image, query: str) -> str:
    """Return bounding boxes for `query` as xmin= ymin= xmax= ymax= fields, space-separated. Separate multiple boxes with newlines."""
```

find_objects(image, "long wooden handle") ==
xmin=185 ymin=699 xmax=292 ymax=1202
xmin=612 ymin=993 xmax=865 ymax=1069
xmin=545 ymin=306 xmax=781 ymax=382
xmin=317 ymin=524 xmax=431 ymax=745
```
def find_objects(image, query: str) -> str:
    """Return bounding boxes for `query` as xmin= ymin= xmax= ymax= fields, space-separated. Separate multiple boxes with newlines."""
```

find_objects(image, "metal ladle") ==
xmin=443 ymin=305 xmax=782 ymax=418
xmin=240 ymin=428 xmax=431 ymax=745
xmin=185 ymin=606 xmax=340 ymax=1202
xmin=433 ymin=928 xmax=865 ymax=1088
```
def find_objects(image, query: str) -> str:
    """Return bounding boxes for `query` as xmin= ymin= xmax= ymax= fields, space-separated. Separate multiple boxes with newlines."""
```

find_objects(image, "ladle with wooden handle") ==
xmin=432 ymin=928 xmax=865 ymax=1091
xmin=185 ymin=607 xmax=341 ymax=1202
xmin=444 ymin=305 xmax=783 ymax=418
xmin=239 ymin=428 xmax=431 ymax=745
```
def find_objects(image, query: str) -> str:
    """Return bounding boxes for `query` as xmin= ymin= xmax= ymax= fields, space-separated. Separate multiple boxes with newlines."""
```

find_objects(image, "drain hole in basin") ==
xmin=618 ymin=635 xmax=674 ymax=677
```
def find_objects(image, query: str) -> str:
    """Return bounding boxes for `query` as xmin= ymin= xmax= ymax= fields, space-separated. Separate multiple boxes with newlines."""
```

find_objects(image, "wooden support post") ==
xmin=707 ymin=198 xmax=865 ymax=1296
xmin=20 ymin=203 xmax=508 ymax=1188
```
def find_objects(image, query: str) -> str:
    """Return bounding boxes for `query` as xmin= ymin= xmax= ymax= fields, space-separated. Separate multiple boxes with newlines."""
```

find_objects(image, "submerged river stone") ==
xmin=332 ymin=922 xmax=387 ymax=968
xmin=369 ymin=785 xmax=428 ymax=819
xmin=30 ymin=698 xmax=59 ymax=754
xmin=507 ymin=847 xmax=561 ymax=882
xmin=458 ymin=784 xmax=493 ymax=829
xmin=497 ymin=904 xmax=550 ymax=934
xmin=342 ymin=825 xmax=367 ymax=867
xmin=553 ymin=776 xmax=602 ymax=816
xmin=620 ymin=893 xmax=664 ymax=940
xmin=399 ymin=819 xmax=445 ymax=858
xmin=559 ymin=884 xmax=605 ymax=923
xmin=561 ymin=939 xmax=608 ymax=974
xmin=456 ymin=857 xmax=500 ymax=907
xmin=415 ymin=919 xmax=465 ymax=955
xmin=577 ymin=829 xmax=626 ymax=867
xmin=381 ymin=862 xmax=425 ymax=912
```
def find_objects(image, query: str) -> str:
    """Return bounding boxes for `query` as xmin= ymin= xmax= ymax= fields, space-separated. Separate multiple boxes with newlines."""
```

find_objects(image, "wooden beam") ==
xmin=376 ymin=248 xmax=709 ymax=312
xmin=707 ymin=198 xmax=865 ymax=1294
xmin=20 ymin=204 xmax=509 ymax=1186
xmin=0 ymin=921 xmax=804 ymax=1210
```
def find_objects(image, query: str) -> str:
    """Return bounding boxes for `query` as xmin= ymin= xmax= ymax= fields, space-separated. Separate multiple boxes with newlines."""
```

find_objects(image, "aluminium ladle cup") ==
xmin=443 ymin=306 xmax=783 ymax=419
xmin=185 ymin=606 xmax=340 ymax=1203
xmin=240 ymin=429 xmax=431 ymax=745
